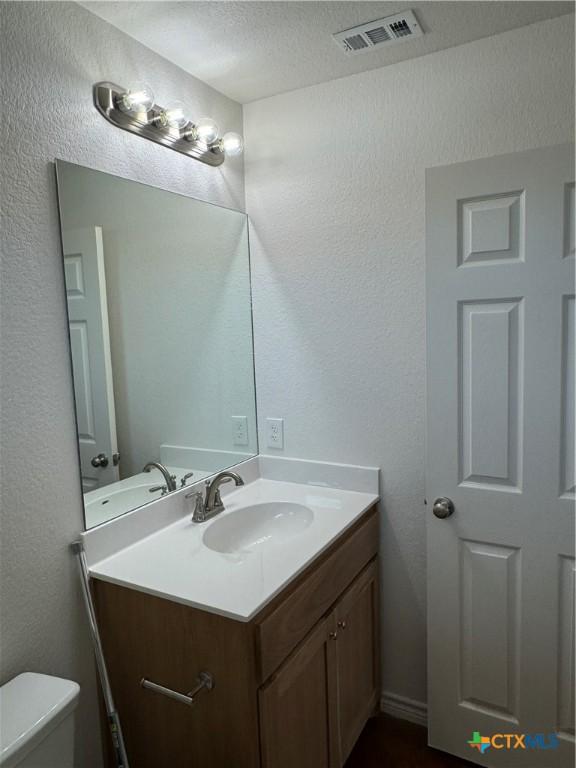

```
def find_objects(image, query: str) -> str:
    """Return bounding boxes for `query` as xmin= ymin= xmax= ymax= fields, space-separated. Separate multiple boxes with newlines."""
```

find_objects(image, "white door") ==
xmin=63 ymin=226 xmax=119 ymax=490
xmin=426 ymin=144 xmax=575 ymax=766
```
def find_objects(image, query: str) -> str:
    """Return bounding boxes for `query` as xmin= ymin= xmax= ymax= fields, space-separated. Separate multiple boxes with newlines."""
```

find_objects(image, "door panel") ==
xmin=459 ymin=299 xmax=523 ymax=490
xmin=63 ymin=226 xmax=119 ymax=490
xmin=459 ymin=192 xmax=524 ymax=266
xmin=259 ymin=617 xmax=337 ymax=768
xmin=557 ymin=556 xmax=575 ymax=742
xmin=460 ymin=541 xmax=520 ymax=721
xmin=560 ymin=295 xmax=575 ymax=499
xmin=333 ymin=560 xmax=379 ymax=764
xmin=426 ymin=144 xmax=575 ymax=766
xmin=564 ymin=183 xmax=575 ymax=259
xmin=69 ymin=321 xmax=96 ymax=443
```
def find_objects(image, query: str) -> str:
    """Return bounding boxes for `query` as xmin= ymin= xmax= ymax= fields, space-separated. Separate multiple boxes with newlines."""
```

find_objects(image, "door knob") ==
xmin=91 ymin=453 xmax=109 ymax=468
xmin=432 ymin=497 xmax=454 ymax=519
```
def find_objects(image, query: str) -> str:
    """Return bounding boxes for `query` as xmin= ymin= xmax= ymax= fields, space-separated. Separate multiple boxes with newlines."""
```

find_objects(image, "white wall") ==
xmin=244 ymin=16 xmax=575 ymax=709
xmin=0 ymin=3 xmax=243 ymax=765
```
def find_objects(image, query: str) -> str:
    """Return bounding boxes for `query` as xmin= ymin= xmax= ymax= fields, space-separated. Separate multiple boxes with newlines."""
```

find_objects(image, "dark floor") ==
xmin=345 ymin=714 xmax=476 ymax=767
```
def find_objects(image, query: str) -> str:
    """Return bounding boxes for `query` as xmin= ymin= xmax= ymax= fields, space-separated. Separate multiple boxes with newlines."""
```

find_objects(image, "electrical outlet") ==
xmin=232 ymin=415 xmax=248 ymax=446
xmin=266 ymin=417 xmax=284 ymax=450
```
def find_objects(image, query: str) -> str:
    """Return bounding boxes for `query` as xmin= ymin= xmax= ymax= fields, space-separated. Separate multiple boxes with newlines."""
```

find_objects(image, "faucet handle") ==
xmin=149 ymin=485 xmax=168 ymax=495
xmin=180 ymin=472 xmax=194 ymax=488
xmin=185 ymin=490 xmax=206 ymax=523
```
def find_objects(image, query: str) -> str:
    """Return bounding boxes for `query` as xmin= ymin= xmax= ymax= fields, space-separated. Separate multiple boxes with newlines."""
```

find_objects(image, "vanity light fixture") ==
xmin=93 ymin=82 xmax=243 ymax=167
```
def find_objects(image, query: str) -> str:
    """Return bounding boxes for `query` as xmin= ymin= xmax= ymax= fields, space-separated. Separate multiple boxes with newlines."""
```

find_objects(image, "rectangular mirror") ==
xmin=56 ymin=160 xmax=257 ymax=529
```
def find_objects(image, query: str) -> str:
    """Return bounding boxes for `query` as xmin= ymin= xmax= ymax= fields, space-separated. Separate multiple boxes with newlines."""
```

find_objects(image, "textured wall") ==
xmin=0 ymin=3 xmax=243 ymax=765
xmin=244 ymin=16 xmax=575 ymax=708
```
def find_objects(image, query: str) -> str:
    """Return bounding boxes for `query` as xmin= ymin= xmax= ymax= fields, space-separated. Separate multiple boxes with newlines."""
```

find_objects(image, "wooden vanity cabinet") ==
xmin=93 ymin=505 xmax=379 ymax=768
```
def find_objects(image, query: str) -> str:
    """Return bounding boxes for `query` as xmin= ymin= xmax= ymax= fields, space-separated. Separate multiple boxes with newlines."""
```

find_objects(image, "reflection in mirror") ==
xmin=56 ymin=160 xmax=257 ymax=529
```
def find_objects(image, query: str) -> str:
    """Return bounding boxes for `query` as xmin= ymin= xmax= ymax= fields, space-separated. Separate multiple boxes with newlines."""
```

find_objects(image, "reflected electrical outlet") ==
xmin=232 ymin=415 xmax=249 ymax=446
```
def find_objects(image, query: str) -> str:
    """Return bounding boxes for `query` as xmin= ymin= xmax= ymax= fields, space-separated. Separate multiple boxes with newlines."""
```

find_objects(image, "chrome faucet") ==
xmin=143 ymin=461 xmax=177 ymax=492
xmin=186 ymin=471 xmax=244 ymax=523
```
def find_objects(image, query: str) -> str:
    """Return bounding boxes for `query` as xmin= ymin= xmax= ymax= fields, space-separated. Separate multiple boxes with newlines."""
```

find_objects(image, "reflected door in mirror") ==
xmin=64 ymin=226 xmax=119 ymax=491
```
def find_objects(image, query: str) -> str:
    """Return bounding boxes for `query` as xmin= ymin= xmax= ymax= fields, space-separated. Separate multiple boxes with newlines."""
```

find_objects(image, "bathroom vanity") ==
xmin=89 ymin=476 xmax=379 ymax=768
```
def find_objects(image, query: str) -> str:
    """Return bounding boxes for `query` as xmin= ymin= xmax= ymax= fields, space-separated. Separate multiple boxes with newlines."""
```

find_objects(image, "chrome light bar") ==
xmin=93 ymin=82 xmax=243 ymax=167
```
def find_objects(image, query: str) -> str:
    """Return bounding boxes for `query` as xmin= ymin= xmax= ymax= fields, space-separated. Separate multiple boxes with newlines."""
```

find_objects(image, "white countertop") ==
xmin=89 ymin=478 xmax=378 ymax=622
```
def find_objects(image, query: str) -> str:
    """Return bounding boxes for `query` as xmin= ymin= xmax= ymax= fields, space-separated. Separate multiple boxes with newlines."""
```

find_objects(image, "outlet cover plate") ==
xmin=232 ymin=415 xmax=249 ymax=446
xmin=266 ymin=418 xmax=284 ymax=450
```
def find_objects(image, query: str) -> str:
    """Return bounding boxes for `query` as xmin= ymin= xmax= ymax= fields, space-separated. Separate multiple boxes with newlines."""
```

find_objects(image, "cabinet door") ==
xmin=259 ymin=616 xmax=339 ymax=768
xmin=333 ymin=559 xmax=380 ymax=764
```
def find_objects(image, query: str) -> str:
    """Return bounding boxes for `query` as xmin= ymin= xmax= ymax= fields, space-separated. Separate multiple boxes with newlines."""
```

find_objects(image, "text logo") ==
xmin=468 ymin=732 xmax=559 ymax=752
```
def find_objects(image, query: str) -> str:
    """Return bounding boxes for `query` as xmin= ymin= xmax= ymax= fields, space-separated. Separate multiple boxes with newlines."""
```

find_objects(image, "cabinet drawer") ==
xmin=256 ymin=507 xmax=378 ymax=682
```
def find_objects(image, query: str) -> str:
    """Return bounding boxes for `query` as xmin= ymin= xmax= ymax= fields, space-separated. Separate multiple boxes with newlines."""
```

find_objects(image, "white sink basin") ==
xmin=203 ymin=502 xmax=314 ymax=554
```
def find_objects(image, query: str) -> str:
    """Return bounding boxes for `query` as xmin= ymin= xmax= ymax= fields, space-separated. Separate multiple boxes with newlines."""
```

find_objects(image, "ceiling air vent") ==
xmin=333 ymin=10 xmax=423 ymax=56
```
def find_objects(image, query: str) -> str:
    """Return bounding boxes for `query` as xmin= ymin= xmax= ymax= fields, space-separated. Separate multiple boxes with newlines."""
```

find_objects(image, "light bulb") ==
xmin=194 ymin=117 xmax=219 ymax=144
xmin=119 ymin=82 xmax=154 ymax=114
xmin=221 ymin=132 xmax=244 ymax=156
xmin=158 ymin=100 xmax=188 ymax=130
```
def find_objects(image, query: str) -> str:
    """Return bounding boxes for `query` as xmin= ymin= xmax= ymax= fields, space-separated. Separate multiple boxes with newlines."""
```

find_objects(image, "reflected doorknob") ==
xmin=91 ymin=453 xmax=109 ymax=468
xmin=432 ymin=497 xmax=454 ymax=519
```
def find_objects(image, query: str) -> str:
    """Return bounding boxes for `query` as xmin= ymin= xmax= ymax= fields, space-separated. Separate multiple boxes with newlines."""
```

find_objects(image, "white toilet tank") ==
xmin=0 ymin=673 xmax=80 ymax=768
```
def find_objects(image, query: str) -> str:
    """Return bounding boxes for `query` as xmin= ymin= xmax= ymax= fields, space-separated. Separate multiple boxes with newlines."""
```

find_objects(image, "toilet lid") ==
xmin=0 ymin=673 xmax=80 ymax=767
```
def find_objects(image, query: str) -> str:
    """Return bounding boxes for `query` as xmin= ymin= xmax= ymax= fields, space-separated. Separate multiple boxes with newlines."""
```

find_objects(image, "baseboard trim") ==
xmin=380 ymin=691 xmax=428 ymax=727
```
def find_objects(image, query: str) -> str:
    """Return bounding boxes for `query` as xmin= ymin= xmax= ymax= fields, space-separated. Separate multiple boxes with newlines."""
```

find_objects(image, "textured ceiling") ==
xmin=81 ymin=1 xmax=574 ymax=103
